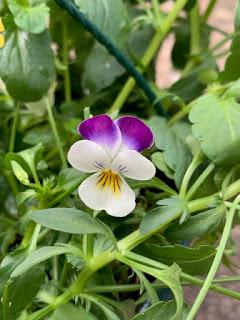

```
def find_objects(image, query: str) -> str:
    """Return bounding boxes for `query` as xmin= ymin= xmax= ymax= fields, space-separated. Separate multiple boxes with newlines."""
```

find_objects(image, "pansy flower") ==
xmin=68 ymin=115 xmax=156 ymax=217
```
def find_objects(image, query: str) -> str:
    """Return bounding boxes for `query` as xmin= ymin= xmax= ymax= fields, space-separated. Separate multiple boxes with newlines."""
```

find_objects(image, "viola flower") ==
xmin=67 ymin=115 xmax=156 ymax=217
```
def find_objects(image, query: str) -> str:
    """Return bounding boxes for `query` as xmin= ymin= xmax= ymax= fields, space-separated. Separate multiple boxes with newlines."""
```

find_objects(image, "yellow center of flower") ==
xmin=0 ymin=18 xmax=5 ymax=49
xmin=96 ymin=170 xmax=122 ymax=196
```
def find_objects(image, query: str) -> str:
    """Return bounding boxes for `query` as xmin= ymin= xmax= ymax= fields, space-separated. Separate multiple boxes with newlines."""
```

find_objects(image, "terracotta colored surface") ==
xmin=156 ymin=0 xmax=235 ymax=87
xmin=156 ymin=1 xmax=240 ymax=318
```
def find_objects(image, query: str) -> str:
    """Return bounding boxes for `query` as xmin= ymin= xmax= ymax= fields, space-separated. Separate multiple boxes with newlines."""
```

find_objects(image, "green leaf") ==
xmin=136 ymin=244 xmax=216 ymax=276
xmin=0 ymin=27 xmax=55 ymax=102
xmin=134 ymin=269 xmax=159 ymax=305
xmin=11 ymin=160 xmax=30 ymax=185
xmin=171 ymin=22 xmax=190 ymax=70
xmin=220 ymin=34 xmax=240 ymax=82
xmin=11 ymin=245 xmax=81 ymax=278
xmin=151 ymin=152 xmax=174 ymax=180
xmin=7 ymin=0 xmax=50 ymax=34
xmin=18 ymin=143 xmax=43 ymax=175
xmin=140 ymin=197 xmax=184 ymax=234
xmin=74 ymin=0 xmax=128 ymax=45
xmin=51 ymin=304 xmax=97 ymax=320
xmin=82 ymin=295 xmax=121 ymax=320
xmin=189 ymin=94 xmax=240 ymax=165
xmin=8 ymin=266 xmax=45 ymax=318
xmin=148 ymin=117 xmax=192 ymax=188
xmin=170 ymin=58 xmax=216 ymax=102
xmin=31 ymin=208 xmax=108 ymax=235
xmin=58 ymin=168 xmax=87 ymax=191
xmin=0 ymin=249 xmax=25 ymax=295
xmin=17 ymin=189 xmax=37 ymax=206
xmin=128 ymin=177 xmax=177 ymax=196
xmin=131 ymin=301 xmax=188 ymax=320
xmin=166 ymin=206 xmax=225 ymax=240
xmin=82 ymin=43 xmax=125 ymax=94
xmin=23 ymin=126 xmax=55 ymax=146
xmin=144 ymin=264 xmax=183 ymax=320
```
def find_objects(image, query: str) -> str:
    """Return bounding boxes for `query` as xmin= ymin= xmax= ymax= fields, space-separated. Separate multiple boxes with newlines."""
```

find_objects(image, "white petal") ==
xmin=112 ymin=150 xmax=156 ymax=180
xmin=78 ymin=172 xmax=136 ymax=217
xmin=67 ymin=140 xmax=110 ymax=173
xmin=105 ymin=179 xmax=136 ymax=217
xmin=78 ymin=173 xmax=108 ymax=210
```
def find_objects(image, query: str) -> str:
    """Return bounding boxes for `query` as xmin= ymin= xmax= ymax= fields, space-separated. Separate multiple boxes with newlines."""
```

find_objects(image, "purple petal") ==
xmin=78 ymin=115 xmax=121 ymax=159
xmin=115 ymin=116 xmax=154 ymax=152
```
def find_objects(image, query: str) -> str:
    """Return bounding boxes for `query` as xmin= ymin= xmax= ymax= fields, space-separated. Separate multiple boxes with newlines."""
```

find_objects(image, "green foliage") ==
xmin=131 ymin=301 xmax=189 ymax=320
xmin=220 ymin=34 xmax=240 ymax=82
xmin=189 ymin=94 xmax=240 ymax=165
xmin=82 ymin=44 xmax=125 ymax=93
xmin=1 ymin=0 xmax=240 ymax=319
xmin=31 ymin=208 xmax=108 ymax=234
xmin=0 ymin=27 xmax=54 ymax=101
xmin=166 ymin=206 xmax=225 ymax=240
xmin=7 ymin=0 xmax=50 ymax=34
xmin=7 ymin=266 xmax=45 ymax=318
xmin=74 ymin=0 xmax=128 ymax=45
xmin=11 ymin=245 xmax=81 ymax=277
xmin=140 ymin=197 xmax=186 ymax=234
xmin=51 ymin=304 xmax=97 ymax=320
xmin=148 ymin=117 xmax=192 ymax=188
xmin=137 ymin=244 xmax=216 ymax=275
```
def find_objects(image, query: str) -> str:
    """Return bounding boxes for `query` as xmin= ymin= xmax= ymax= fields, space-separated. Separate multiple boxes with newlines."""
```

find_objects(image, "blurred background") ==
xmin=156 ymin=0 xmax=235 ymax=87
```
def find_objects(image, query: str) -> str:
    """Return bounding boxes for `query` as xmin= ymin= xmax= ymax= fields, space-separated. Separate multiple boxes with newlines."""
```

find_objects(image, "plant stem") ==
xmin=25 ymin=178 xmax=240 ymax=319
xmin=62 ymin=19 xmax=71 ymax=103
xmin=125 ymin=251 xmax=240 ymax=300
xmin=168 ymin=102 xmax=193 ymax=126
xmin=108 ymin=0 xmax=189 ymax=114
xmin=21 ymin=220 xmax=37 ymax=248
xmin=28 ymin=224 xmax=41 ymax=255
xmin=45 ymin=98 xmax=67 ymax=169
xmin=2 ymin=280 xmax=12 ymax=320
xmin=152 ymin=0 xmax=162 ymax=26
xmin=85 ymin=276 xmax=240 ymax=294
xmin=3 ymin=169 xmax=19 ymax=195
xmin=48 ymin=174 xmax=86 ymax=207
xmin=9 ymin=102 xmax=20 ymax=152
xmin=182 ymin=2 xmax=201 ymax=76
xmin=179 ymin=151 xmax=202 ymax=198
xmin=83 ymin=234 xmax=94 ymax=260
xmin=186 ymin=163 xmax=215 ymax=200
xmin=186 ymin=195 xmax=240 ymax=320
xmin=202 ymin=0 xmax=218 ymax=23
xmin=25 ymin=251 xmax=116 ymax=320
xmin=189 ymin=2 xmax=201 ymax=57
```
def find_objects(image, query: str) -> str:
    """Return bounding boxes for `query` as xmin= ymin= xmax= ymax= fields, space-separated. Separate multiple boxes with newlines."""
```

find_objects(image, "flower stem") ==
xmin=179 ymin=151 xmax=202 ymax=198
xmin=9 ymin=102 xmax=20 ymax=152
xmin=152 ymin=0 xmax=162 ymax=26
xmin=62 ymin=19 xmax=71 ymax=103
xmin=186 ymin=163 xmax=215 ymax=200
xmin=108 ymin=0 xmax=189 ymax=114
xmin=186 ymin=195 xmax=240 ymax=320
xmin=28 ymin=224 xmax=41 ymax=255
xmin=202 ymin=0 xmax=218 ymax=23
xmin=85 ymin=275 xmax=240 ymax=294
xmin=45 ymin=98 xmax=67 ymax=169
xmin=182 ymin=1 xmax=201 ymax=76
